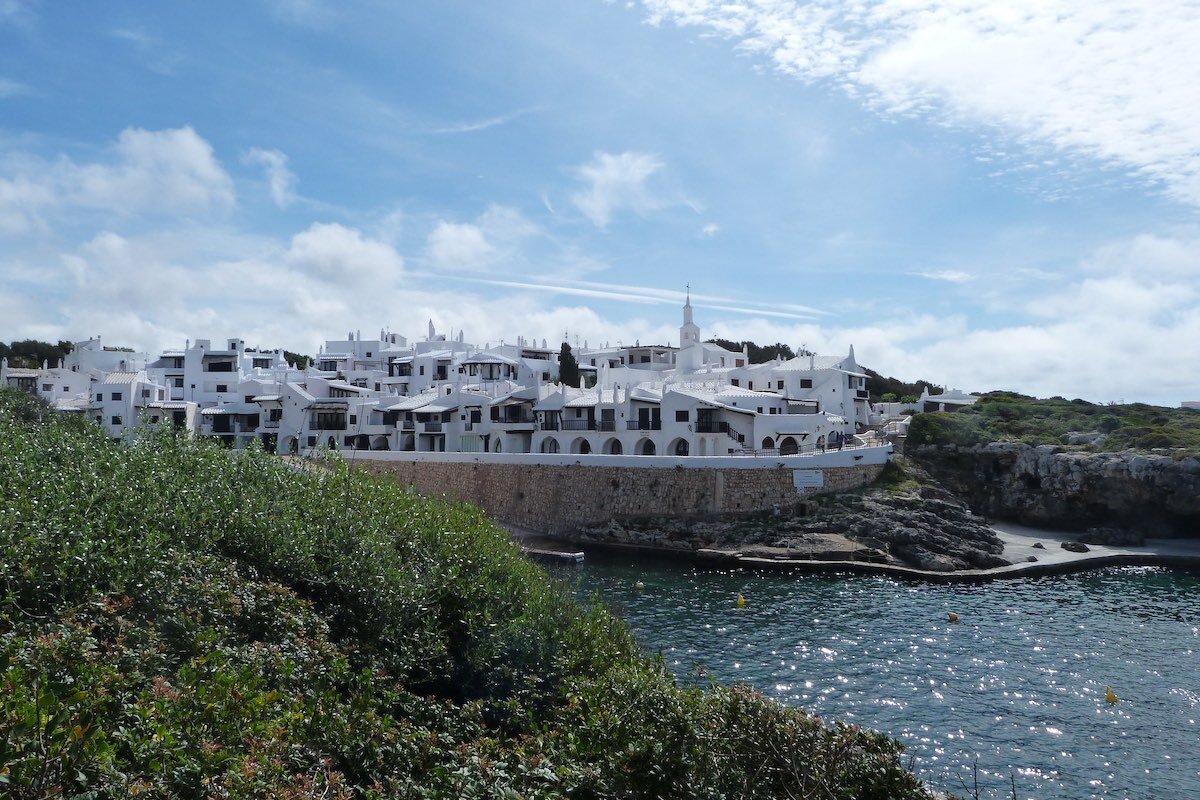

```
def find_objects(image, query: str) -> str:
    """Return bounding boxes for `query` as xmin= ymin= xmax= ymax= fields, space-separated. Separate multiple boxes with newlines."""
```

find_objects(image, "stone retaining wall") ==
xmin=355 ymin=458 xmax=884 ymax=534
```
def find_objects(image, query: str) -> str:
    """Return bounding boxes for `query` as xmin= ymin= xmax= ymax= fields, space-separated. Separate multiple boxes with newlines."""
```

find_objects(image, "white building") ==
xmin=8 ymin=298 xmax=886 ymax=457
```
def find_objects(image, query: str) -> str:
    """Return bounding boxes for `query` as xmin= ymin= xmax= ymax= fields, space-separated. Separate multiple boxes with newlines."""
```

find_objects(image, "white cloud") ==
xmin=266 ymin=0 xmax=334 ymax=27
xmin=429 ymin=106 xmax=544 ymax=134
xmin=284 ymin=222 xmax=404 ymax=285
xmin=640 ymin=1 xmax=1200 ymax=206
xmin=242 ymin=147 xmax=298 ymax=207
xmin=570 ymin=150 xmax=666 ymax=228
xmin=0 ymin=77 xmax=30 ymax=98
xmin=912 ymin=269 xmax=972 ymax=283
xmin=424 ymin=205 xmax=539 ymax=270
xmin=700 ymin=222 xmax=720 ymax=237
xmin=427 ymin=221 xmax=495 ymax=268
xmin=0 ymin=126 xmax=235 ymax=233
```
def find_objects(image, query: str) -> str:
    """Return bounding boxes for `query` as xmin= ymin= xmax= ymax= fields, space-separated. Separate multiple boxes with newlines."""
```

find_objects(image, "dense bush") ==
xmin=0 ymin=388 xmax=932 ymax=798
xmin=907 ymin=393 xmax=1200 ymax=456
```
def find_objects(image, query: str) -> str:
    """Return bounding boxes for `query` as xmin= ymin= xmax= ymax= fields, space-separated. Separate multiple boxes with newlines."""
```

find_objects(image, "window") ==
xmin=365 ymin=351 xmax=372 ymax=358
xmin=173 ymin=377 xmax=183 ymax=388
xmin=216 ymin=384 xmax=228 ymax=393
xmin=675 ymin=410 xmax=688 ymax=422
xmin=748 ymin=381 xmax=754 ymax=390
xmin=758 ymin=407 xmax=763 ymax=414
xmin=245 ymin=395 xmax=255 ymax=403
xmin=142 ymin=389 xmax=150 ymax=398
xmin=419 ymin=366 xmax=425 ymax=375
xmin=150 ymin=415 xmax=160 ymax=423
xmin=731 ymin=379 xmax=739 ymax=387
xmin=111 ymin=392 xmax=122 ymax=401
xmin=777 ymin=380 xmax=784 ymax=390
xmin=253 ymin=358 xmax=271 ymax=369
xmin=374 ymin=383 xmax=380 ymax=391
xmin=111 ymin=415 xmax=122 ymax=426
xmin=800 ymin=378 xmax=813 ymax=389
xmin=95 ymin=393 xmax=102 ymax=402
xmin=42 ymin=383 xmax=52 ymax=392
xmin=269 ymin=409 xmax=282 ymax=422
xmin=349 ymin=415 xmax=357 ymax=424
xmin=307 ymin=435 xmax=316 ymax=447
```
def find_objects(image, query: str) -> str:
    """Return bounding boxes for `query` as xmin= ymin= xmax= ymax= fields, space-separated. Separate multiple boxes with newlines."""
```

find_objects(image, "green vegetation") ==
xmin=557 ymin=342 xmax=580 ymax=388
xmin=0 ymin=387 xmax=930 ymax=798
xmin=705 ymin=338 xmax=801 ymax=363
xmin=0 ymin=339 xmax=74 ymax=369
xmin=284 ymin=350 xmax=313 ymax=370
xmin=907 ymin=392 xmax=1200 ymax=456
xmin=863 ymin=369 xmax=935 ymax=404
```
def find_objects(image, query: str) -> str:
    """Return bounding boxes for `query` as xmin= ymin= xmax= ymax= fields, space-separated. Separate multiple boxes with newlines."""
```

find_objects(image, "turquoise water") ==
xmin=564 ymin=556 xmax=1200 ymax=799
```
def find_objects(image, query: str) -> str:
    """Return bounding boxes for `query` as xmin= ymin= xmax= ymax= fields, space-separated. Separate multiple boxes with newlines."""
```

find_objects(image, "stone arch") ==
xmin=670 ymin=437 xmax=689 ymax=456
xmin=761 ymin=436 xmax=775 ymax=450
xmin=779 ymin=436 xmax=798 ymax=456
xmin=541 ymin=437 xmax=560 ymax=454
xmin=603 ymin=437 xmax=623 ymax=454
xmin=816 ymin=435 xmax=826 ymax=451
xmin=635 ymin=437 xmax=656 ymax=455
xmin=371 ymin=435 xmax=390 ymax=451
xmin=493 ymin=437 xmax=503 ymax=453
xmin=570 ymin=437 xmax=592 ymax=454
xmin=401 ymin=433 xmax=416 ymax=452
xmin=326 ymin=436 xmax=337 ymax=450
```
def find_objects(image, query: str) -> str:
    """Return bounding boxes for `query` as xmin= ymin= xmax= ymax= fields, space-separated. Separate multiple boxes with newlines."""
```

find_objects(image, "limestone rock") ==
xmin=1060 ymin=541 xmax=1090 ymax=553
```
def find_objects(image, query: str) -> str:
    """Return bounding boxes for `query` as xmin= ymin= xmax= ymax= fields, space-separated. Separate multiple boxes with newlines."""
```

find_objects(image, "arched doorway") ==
xmin=541 ymin=437 xmax=560 ymax=454
xmin=816 ymin=435 xmax=826 ymax=451
xmin=493 ymin=437 xmax=502 ymax=453
xmin=570 ymin=438 xmax=592 ymax=454
xmin=636 ymin=438 xmax=655 ymax=455
xmin=779 ymin=436 xmax=798 ymax=456
xmin=356 ymin=434 xmax=370 ymax=451
xmin=371 ymin=435 xmax=390 ymax=450
xmin=401 ymin=434 xmax=416 ymax=451
xmin=761 ymin=436 xmax=774 ymax=450
xmin=671 ymin=438 xmax=689 ymax=456
xmin=603 ymin=438 xmax=622 ymax=454
xmin=326 ymin=436 xmax=337 ymax=450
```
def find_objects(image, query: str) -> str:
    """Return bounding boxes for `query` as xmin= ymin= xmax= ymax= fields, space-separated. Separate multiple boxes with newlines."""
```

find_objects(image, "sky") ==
xmin=1 ymin=0 xmax=1198 ymax=405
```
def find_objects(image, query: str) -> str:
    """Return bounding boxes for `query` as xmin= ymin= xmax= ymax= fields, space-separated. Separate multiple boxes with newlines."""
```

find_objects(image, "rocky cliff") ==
xmin=575 ymin=460 xmax=1011 ymax=572
xmin=910 ymin=443 xmax=1200 ymax=537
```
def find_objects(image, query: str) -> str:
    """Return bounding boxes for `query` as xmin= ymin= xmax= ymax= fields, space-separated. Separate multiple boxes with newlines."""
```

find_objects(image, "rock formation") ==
xmin=910 ymin=443 xmax=1200 ymax=537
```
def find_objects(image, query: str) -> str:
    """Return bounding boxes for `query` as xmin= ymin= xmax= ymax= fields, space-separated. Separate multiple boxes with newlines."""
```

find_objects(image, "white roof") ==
xmin=102 ymin=372 xmax=142 ymax=384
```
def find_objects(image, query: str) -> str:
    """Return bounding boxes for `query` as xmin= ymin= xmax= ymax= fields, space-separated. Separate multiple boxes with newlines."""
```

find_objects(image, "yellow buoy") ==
xmin=947 ymin=612 xmax=959 ymax=623
xmin=1105 ymin=687 xmax=1118 ymax=704
xmin=736 ymin=593 xmax=746 ymax=609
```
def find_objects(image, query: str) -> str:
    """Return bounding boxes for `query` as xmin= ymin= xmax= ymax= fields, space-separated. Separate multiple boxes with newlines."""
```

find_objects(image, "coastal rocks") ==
xmin=910 ymin=443 xmax=1200 ymax=538
xmin=1061 ymin=541 xmax=1091 ymax=553
xmin=573 ymin=458 xmax=1012 ymax=573
xmin=1079 ymin=526 xmax=1146 ymax=546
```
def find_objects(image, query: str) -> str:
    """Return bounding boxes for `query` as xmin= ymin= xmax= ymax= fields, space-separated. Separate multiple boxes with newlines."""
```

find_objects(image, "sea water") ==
xmin=565 ymin=557 xmax=1200 ymax=799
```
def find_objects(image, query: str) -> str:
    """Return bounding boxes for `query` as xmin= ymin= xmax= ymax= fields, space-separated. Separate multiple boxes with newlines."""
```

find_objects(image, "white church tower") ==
xmin=678 ymin=285 xmax=702 ymax=372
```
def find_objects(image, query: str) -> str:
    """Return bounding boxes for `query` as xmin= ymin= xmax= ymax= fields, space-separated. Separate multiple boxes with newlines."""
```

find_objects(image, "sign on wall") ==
xmin=792 ymin=469 xmax=824 ymax=489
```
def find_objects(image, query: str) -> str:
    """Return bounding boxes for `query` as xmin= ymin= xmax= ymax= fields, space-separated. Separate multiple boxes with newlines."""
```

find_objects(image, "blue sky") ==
xmin=1 ymin=0 xmax=1198 ymax=404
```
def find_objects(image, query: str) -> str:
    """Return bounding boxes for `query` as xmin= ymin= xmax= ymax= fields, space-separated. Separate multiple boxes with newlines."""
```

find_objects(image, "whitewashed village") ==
xmin=2 ymin=296 xmax=953 ymax=463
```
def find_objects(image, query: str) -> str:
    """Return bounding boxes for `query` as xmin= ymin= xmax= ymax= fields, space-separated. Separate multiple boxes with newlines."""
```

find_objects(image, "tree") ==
xmin=704 ymin=338 xmax=796 ymax=363
xmin=558 ymin=343 xmax=580 ymax=387
xmin=284 ymin=350 xmax=313 ymax=370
